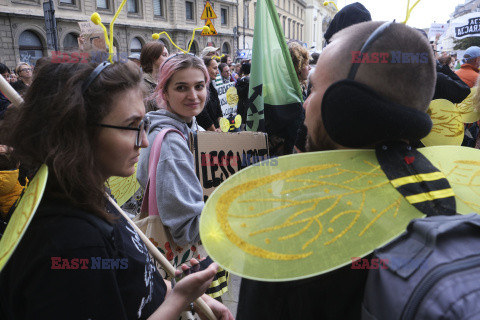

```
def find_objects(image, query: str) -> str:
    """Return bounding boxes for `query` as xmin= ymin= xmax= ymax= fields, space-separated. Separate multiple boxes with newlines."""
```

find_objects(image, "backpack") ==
xmin=362 ymin=213 xmax=480 ymax=320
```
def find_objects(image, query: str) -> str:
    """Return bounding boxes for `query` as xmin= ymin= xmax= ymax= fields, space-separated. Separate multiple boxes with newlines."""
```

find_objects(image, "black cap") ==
xmin=324 ymin=2 xmax=372 ymax=44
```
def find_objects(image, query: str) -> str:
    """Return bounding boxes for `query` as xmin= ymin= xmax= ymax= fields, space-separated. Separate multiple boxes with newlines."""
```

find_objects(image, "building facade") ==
xmin=0 ymin=0 xmax=238 ymax=69
xmin=236 ymin=0 xmax=307 ymax=53
xmin=437 ymin=0 xmax=480 ymax=53
xmin=452 ymin=0 xmax=480 ymax=18
xmin=304 ymin=0 xmax=335 ymax=51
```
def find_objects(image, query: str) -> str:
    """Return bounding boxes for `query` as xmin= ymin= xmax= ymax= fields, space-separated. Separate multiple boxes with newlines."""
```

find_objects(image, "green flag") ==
xmin=247 ymin=0 xmax=304 ymax=154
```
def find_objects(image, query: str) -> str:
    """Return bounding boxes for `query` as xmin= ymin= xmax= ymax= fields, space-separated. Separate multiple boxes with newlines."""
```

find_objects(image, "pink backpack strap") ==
xmin=141 ymin=128 xmax=186 ymax=216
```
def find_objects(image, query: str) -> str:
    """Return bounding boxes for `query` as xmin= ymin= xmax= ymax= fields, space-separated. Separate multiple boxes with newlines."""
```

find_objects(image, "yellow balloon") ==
xmin=152 ymin=33 xmax=160 ymax=40
xmin=0 ymin=165 xmax=48 ymax=272
xmin=200 ymin=147 xmax=480 ymax=281
xmin=422 ymin=99 xmax=464 ymax=146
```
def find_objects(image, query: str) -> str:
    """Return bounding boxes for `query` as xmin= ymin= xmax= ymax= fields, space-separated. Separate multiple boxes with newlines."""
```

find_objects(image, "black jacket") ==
xmin=433 ymin=62 xmax=470 ymax=103
xmin=197 ymin=81 xmax=223 ymax=129
xmin=0 ymin=198 xmax=166 ymax=320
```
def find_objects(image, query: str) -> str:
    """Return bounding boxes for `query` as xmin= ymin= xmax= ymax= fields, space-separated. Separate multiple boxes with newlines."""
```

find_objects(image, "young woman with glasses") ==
xmin=0 ymin=60 xmax=233 ymax=320
xmin=11 ymin=63 xmax=33 ymax=95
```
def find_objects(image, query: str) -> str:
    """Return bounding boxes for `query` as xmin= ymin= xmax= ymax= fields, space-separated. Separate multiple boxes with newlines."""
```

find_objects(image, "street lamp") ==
xmin=243 ymin=0 xmax=251 ymax=50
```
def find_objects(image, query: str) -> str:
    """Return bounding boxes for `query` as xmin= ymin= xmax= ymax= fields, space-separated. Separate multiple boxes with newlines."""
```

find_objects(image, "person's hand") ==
xmin=197 ymin=294 xmax=234 ymax=320
xmin=172 ymin=260 xmax=216 ymax=302
xmin=215 ymin=127 xmax=222 ymax=133
xmin=149 ymin=260 xmax=220 ymax=320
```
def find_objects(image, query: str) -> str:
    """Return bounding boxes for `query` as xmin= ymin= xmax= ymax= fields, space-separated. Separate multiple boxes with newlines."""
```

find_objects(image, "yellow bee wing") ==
xmin=107 ymin=163 xmax=140 ymax=206
xmin=421 ymin=99 xmax=464 ymax=146
xmin=0 ymin=165 xmax=48 ymax=272
xmin=456 ymin=87 xmax=480 ymax=124
xmin=199 ymin=147 xmax=480 ymax=281
xmin=220 ymin=117 xmax=230 ymax=133
xmin=234 ymin=114 xmax=242 ymax=128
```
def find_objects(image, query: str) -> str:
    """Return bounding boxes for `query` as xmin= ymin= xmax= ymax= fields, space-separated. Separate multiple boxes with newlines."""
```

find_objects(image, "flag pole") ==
xmin=0 ymin=73 xmax=23 ymax=107
xmin=108 ymin=197 xmax=217 ymax=320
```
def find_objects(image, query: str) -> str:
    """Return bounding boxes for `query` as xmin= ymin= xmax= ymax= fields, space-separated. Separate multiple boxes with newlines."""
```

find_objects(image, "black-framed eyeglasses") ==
xmin=95 ymin=116 xmax=150 ymax=147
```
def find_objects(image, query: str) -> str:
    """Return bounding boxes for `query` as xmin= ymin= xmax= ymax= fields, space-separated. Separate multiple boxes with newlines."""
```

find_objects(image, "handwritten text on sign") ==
xmin=217 ymin=82 xmax=238 ymax=117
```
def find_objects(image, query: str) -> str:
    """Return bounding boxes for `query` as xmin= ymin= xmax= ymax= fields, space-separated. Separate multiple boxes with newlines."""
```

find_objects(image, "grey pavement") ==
xmin=222 ymin=273 xmax=241 ymax=318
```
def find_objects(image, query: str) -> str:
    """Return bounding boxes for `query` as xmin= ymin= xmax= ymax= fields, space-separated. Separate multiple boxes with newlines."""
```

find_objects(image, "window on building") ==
xmin=63 ymin=33 xmax=78 ymax=50
xmin=153 ymin=0 xmax=164 ymax=16
xmin=186 ymin=1 xmax=194 ymax=20
xmin=188 ymin=40 xmax=198 ymax=55
xmin=221 ymin=8 xmax=227 ymax=25
xmin=128 ymin=0 xmax=138 ymax=13
xmin=60 ymin=0 xmax=75 ymax=4
xmin=222 ymin=42 xmax=230 ymax=54
xmin=297 ymin=23 xmax=299 ymax=40
xmin=19 ymin=30 xmax=44 ymax=66
xmin=288 ymin=19 xmax=291 ymax=38
xmin=130 ymin=37 xmax=142 ymax=53
xmin=292 ymin=20 xmax=295 ymax=39
xmin=246 ymin=4 xmax=250 ymax=28
xmin=96 ymin=0 xmax=108 ymax=9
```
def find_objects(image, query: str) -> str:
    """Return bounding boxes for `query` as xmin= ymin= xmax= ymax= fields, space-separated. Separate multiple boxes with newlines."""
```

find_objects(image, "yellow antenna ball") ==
xmin=91 ymin=12 xmax=101 ymax=25
xmin=323 ymin=1 xmax=329 ymax=6
xmin=202 ymin=26 xmax=210 ymax=33
xmin=152 ymin=33 xmax=160 ymax=40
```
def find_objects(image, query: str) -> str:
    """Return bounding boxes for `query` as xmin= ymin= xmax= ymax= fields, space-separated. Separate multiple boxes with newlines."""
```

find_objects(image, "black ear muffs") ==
xmin=321 ymin=79 xmax=432 ymax=148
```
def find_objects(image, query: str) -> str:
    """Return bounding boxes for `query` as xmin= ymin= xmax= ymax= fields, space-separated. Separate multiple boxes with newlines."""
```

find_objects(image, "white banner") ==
xmin=451 ymin=12 xmax=480 ymax=39
xmin=216 ymin=82 xmax=238 ymax=117
xmin=428 ymin=23 xmax=447 ymax=38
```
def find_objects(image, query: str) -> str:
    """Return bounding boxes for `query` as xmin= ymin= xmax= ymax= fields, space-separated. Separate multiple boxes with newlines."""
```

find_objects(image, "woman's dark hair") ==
xmin=218 ymin=63 xmax=228 ymax=74
xmin=220 ymin=55 xmax=229 ymax=64
xmin=438 ymin=55 xmax=452 ymax=67
xmin=0 ymin=60 xmax=143 ymax=220
xmin=239 ymin=62 xmax=251 ymax=76
xmin=0 ymin=63 xmax=10 ymax=74
xmin=140 ymin=41 xmax=165 ymax=74
xmin=203 ymin=57 xmax=215 ymax=68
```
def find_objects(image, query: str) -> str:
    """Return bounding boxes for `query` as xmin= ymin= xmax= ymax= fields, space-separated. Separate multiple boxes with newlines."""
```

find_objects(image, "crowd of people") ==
xmin=0 ymin=1 xmax=480 ymax=319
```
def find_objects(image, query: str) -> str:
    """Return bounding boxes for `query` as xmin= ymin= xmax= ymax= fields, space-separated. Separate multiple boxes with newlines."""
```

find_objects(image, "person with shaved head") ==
xmin=237 ymin=21 xmax=437 ymax=320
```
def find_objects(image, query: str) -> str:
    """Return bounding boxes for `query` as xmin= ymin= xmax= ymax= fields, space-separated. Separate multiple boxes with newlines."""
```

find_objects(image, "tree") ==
xmin=453 ymin=37 xmax=480 ymax=50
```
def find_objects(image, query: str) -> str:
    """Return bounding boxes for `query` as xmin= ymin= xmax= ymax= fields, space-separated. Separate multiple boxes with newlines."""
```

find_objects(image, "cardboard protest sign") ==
xmin=451 ymin=12 xmax=480 ymax=39
xmin=78 ymin=21 xmax=107 ymax=53
xmin=216 ymin=82 xmax=238 ymax=117
xmin=189 ymin=131 xmax=270 ymax=201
